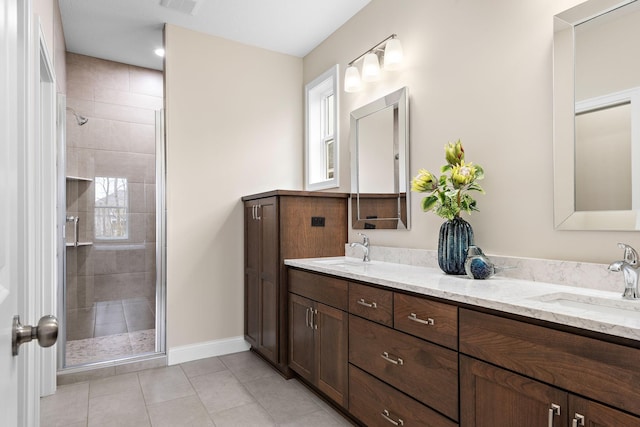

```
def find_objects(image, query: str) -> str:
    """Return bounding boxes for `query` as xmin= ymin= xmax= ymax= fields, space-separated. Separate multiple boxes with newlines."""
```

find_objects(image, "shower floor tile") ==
xmin=66 ymin=328 xmax=156 ymax=366
xmin=66 ymin=297 xmax=157 ymax=366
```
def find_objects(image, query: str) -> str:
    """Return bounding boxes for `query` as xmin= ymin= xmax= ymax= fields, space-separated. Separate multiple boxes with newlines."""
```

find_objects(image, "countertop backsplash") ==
xmin=344 ymin=245 xmax=621 ymax=294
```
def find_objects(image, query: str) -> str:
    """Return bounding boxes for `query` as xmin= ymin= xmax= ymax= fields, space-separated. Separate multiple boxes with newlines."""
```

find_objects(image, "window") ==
xmin=94 ymin=176 xmax=129 ymax=239
xmin=306 ymin=65 xmax=338 ymax=190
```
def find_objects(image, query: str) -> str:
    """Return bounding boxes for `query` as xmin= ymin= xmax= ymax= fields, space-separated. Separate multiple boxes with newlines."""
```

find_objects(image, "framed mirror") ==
xmin=554 ymin=0 xmax=640 ymax=230
xmin=350 ymin=87 xmax=409 ymax=230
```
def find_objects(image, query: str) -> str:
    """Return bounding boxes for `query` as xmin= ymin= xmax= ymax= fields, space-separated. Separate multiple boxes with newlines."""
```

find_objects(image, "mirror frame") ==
xmin=553 ymin=0 xmax=640 ymax=230
xmin=350 ymin=86 xmax=410 ymax=230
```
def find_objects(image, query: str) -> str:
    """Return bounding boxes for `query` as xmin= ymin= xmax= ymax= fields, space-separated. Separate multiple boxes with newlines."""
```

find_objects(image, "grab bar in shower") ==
xmin=66 ymin=215 xmax=79 ymax=247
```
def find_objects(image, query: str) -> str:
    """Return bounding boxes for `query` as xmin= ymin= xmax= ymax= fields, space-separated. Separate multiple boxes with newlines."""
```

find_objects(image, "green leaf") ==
xmin=441 ymin=164 xmax=452 ymax=173
xmin=421 ymin=195 xmax=437 ymax=212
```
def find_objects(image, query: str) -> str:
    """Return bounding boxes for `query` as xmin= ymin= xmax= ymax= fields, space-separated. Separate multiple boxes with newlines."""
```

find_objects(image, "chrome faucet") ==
xmin=350 ymin=233 xmax=370 ymax=262
xmin=608 ymin=243 xmax=639 ymax=299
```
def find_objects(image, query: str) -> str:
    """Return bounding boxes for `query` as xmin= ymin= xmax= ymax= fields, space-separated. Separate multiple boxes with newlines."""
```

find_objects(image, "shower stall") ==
xmin=58 ymin=53 xmax=165 ymax=369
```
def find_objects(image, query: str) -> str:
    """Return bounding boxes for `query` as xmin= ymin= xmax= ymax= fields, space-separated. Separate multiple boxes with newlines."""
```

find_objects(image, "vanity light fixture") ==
xmin=154 ymin=48 xmax=165 ymax=57
xmin=344 ymin=34 xmax=404 ymax=93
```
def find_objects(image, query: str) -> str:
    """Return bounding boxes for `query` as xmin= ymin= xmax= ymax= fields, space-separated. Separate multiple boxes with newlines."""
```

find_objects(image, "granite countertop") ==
xmin=284 ymin=256 xmax=640 ymax=342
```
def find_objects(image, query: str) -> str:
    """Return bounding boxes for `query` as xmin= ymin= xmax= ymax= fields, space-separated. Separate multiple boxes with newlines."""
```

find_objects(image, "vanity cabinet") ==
xmin=288 ymin=269 xmax=349 ymax=407
xmin=243 ymin=190 xmax=348 ymax=376
xmin=285 ymin=264 xmax=640 ymax=427
xmin=459 ymin=308 xmax=640 ymax=426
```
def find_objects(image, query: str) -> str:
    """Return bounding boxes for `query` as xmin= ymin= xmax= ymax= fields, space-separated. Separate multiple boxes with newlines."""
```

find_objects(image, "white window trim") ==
xmin=305 ymin=65 xmax=339 ymax=190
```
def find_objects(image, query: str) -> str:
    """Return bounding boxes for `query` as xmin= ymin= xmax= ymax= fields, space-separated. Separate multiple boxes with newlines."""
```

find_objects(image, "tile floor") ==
xmin=41 ymin=350 xmax=354 ymax=426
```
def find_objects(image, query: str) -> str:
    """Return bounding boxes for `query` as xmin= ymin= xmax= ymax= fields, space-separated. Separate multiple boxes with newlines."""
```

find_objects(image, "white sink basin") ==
xmin=529 ymin=292 xmax=640 ymax=317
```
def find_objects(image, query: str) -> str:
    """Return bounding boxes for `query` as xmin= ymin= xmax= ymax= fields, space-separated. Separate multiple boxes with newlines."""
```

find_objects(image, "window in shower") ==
xmin=94 ymin=176 xmax=129 ymax=240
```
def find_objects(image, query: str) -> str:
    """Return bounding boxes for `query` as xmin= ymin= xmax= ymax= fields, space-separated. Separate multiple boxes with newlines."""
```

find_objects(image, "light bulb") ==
xmin=344 ymin=66 xmax=362 ymax=92
xmin=361 ymin=52 xmax=381 ymax=82
xmin=383 ymin=38 xmax=403 ymax=70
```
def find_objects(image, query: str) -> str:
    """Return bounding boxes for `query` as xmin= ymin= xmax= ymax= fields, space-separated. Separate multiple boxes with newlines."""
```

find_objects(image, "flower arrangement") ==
xmin=411 ymin=140 xmax=485 ymax=221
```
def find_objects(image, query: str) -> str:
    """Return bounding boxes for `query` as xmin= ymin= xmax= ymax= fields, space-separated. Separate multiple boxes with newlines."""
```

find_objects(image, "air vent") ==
xmin=159 ymin=0 xmax=201 ymax=15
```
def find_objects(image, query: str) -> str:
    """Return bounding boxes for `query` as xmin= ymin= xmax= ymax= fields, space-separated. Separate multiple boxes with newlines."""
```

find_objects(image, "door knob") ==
xmin=12 ymin=314 xmax=58 ymax=356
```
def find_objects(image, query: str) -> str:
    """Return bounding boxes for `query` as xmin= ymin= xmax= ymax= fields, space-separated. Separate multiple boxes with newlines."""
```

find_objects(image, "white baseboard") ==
xmin=167 ymin=336 xmax=251 ymax=365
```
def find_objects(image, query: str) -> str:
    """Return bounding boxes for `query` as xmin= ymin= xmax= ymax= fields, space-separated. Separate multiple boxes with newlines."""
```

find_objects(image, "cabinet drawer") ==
xmin=394 ymin=293 xmax=458 ymax=350
xmin=288 ymin=269 xmax=348 ymax=311
xmin=459 ymin=309 xmax=640 ymax=417
xmin=348 ymin=282 xmax=393 ymax=326
xmin=349 ymin=315 xmax=458 ymax=421
xmin=349 ymin=364 xmax=458 ymax=427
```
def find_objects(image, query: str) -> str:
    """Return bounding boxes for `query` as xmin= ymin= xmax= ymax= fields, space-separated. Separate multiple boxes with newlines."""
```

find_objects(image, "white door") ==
xmin=0 ymin=0 xmax=24 ymax=424
xmin=1 ymin=1 xmax=58 ymax=425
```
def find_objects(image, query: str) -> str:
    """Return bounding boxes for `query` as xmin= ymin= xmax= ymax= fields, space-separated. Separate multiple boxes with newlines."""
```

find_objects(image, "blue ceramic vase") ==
xmin=438 ymin=216 xmax=474 ymax=275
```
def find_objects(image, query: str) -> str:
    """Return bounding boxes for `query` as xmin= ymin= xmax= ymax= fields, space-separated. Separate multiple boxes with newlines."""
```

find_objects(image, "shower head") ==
xmin=66 ymin=107 xmax=89 ymax=126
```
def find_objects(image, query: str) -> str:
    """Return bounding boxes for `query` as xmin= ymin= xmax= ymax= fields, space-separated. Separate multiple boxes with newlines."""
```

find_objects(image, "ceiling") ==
xmin=59 ymin=0 xmax=371 ymax=71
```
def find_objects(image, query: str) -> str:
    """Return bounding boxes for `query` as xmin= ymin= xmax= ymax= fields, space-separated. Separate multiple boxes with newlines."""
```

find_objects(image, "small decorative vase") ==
xmin=464 ymin=245 xmax=495 ymax=279
xmin=438 ymin=216 xmax=474 ymax=275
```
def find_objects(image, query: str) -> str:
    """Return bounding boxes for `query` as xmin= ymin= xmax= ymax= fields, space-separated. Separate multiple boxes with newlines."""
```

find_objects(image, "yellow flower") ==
xmin=451 ymin=161 xmax=477 ymax=187
xmin=445 ymin=140 xmax=464 ymax=165
xmin=411 ymin=169 xmax=437 ymax=192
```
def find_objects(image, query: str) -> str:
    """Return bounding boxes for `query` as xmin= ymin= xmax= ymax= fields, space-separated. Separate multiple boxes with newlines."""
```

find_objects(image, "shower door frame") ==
xmin=56 ymin=108 xmax=167 ymax=370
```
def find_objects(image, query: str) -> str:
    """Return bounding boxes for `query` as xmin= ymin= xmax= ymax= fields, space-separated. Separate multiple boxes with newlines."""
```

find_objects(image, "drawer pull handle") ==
xmin=305 ymin=307 xmax=310 ymax=328
xmin=408 ymin=313 xmax=434 ymax=325
xmin=572 ymin=413 xmax=585 ymax=427
xmin=548 ymin=403 xmax=561 ymax=427
xmin=381 ymin=409 xmax=404 ymax=426
xmin=381 ymin=351 xmax=403 ymax=365
xmin=357 ymin=298 xmax=377 ymax=308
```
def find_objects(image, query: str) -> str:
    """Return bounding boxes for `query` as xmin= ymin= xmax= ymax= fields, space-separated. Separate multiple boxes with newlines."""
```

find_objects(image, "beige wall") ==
xmin=303 ymin=0 xmax=638 ymax=265
xmin=164 ymin=25 xmax=303 ymax=348
xmin=33 ymin=0 xmax=66 ymax=93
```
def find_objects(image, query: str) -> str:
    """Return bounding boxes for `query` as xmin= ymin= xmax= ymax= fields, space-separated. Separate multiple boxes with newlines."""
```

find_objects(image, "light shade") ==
xmin=344 ymin=66 xmax=362 ymax=92
xmin=361 ymin=52 xmax=381 ymax=82
xmin=383 ymin=38 xmax=403 ymax=70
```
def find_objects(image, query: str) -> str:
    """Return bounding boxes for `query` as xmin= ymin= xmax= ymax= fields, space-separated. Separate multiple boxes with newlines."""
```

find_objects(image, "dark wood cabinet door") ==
xmin=244 ymin=202 xmax=260 ymax=347
xmin=569 ymin=395 xmax=640 ymax=427
xmin=289 ymin=293 xmax=314 ymax=382
xmin=258 ymin=198 xmax=278 ymax=363
xmin=460 ymin=355 xmax=567 ymax=427
xmin=315 ymin=302 xmax=348 ymax=407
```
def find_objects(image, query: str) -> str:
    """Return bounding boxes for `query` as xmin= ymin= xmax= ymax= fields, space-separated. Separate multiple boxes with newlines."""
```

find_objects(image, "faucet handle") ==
xmin=618 ymin=243 xmax=638 ymax=266
xmin=357 ymin=232 xmax=369 ymax=246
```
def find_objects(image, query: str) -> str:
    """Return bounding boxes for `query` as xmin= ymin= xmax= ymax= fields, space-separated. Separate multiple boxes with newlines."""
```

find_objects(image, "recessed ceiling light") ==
xmin=154 ymin=48 xmax=165 ymax=57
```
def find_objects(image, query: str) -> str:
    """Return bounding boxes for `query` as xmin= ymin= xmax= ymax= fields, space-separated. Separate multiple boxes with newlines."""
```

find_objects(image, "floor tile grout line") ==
xmin=179 ymin=362 xmax=220 ymax=426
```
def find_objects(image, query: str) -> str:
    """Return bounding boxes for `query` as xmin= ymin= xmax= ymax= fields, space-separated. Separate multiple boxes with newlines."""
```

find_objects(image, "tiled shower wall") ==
xmin=65 ymin=53 xmax=163 ymax=341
